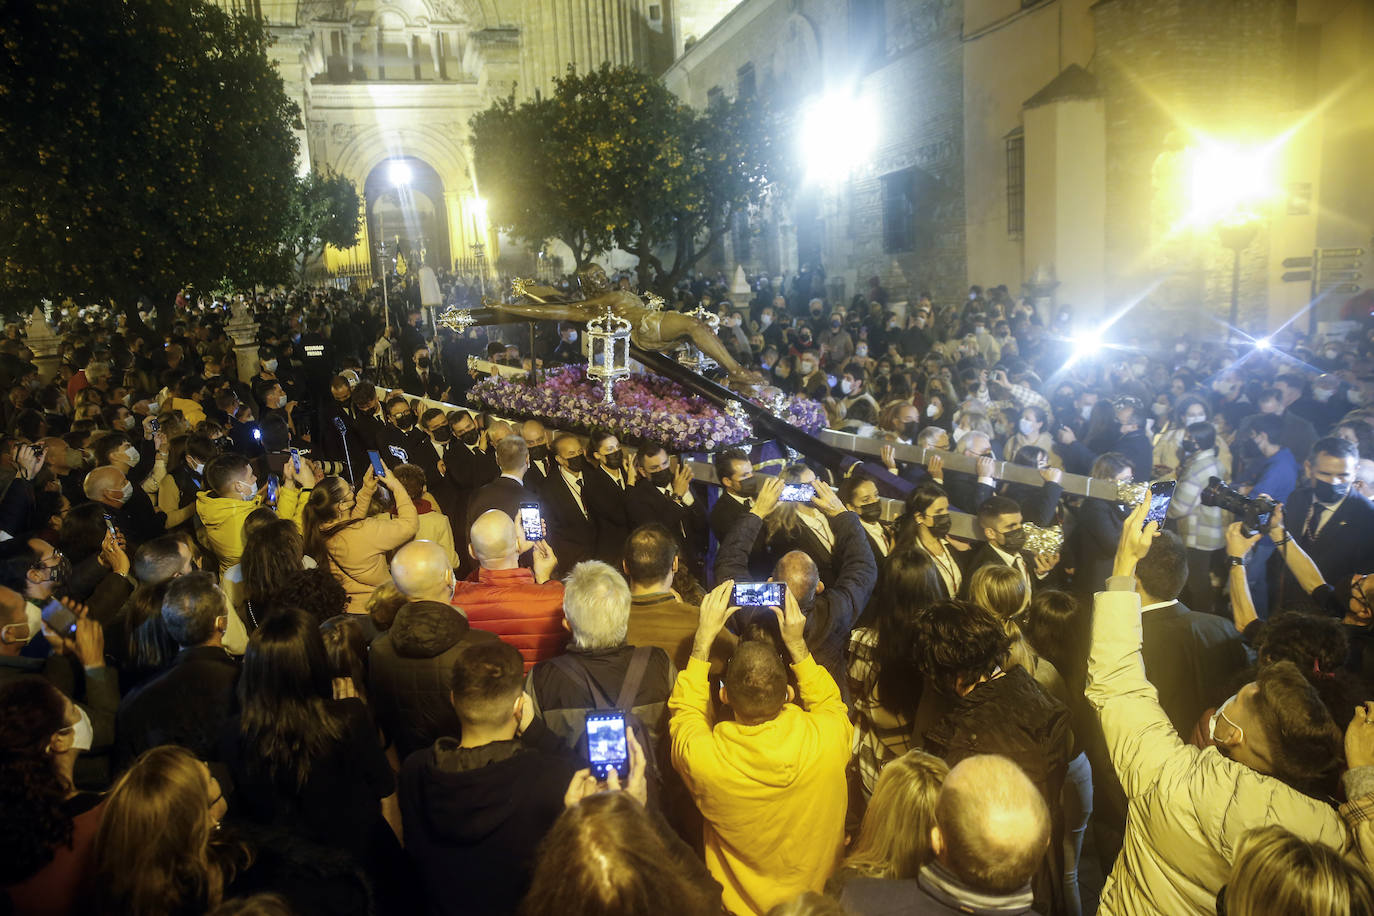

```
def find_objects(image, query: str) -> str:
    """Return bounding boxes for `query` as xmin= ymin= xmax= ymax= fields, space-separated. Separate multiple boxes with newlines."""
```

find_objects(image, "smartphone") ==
xmin=780 ymin=483 xmax=815 ymax=503
xmin=252 ymin=427 xmax=262 ymax=441
xmin=585 ymin=711 xmax=630 ymax=780
xmin=367 ymin=450 xmax=386 ymax=477
xmin=150 ymin=417 xmax=160 ymax=434
xmin=1143 ymin=480 xmax=1176 ymax=530
xmin=266 ymin=475 xmax=279 ymax=507
xmin=731 ymin=581 xmax=786 ymax=608
xmin=40 ymin=598 xmax=76 ymax=636
xmin=388 ymin=445 xmax=409 ymax=463
xmin=104 ymin=514 xmax=117 ymax=539
xmin=519 ymin=503 xmax=543 ymax=541
xmin=290 ymin=447 xmax=301 ymax=473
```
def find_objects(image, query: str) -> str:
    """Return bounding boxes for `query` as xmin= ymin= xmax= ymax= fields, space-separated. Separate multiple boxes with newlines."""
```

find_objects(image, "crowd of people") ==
xmin=2 ymin=268 xmax=1374 ymax=916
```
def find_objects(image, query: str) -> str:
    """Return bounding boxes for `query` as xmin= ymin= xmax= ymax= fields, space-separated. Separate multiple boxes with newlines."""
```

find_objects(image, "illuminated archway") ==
xmin=364 ymin=156 xmax=450 ymax=273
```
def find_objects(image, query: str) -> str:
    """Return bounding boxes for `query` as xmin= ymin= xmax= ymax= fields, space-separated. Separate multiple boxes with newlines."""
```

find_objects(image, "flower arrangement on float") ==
xmin=466 ymin=364 xmax=824 ymax=451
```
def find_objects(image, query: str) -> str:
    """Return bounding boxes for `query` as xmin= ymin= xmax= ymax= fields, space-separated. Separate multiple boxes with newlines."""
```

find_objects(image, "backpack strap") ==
xmin=547 ymin=653 xmax=615 ymax=709
xmin=615 ymin=647 xmax=652 ymax=711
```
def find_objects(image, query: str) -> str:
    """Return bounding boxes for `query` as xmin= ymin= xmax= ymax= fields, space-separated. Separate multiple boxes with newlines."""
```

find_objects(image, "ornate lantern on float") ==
xmin=677 ymin=306 xmax=720 ymax=372
xmin=586 ymin=306 xmax=632 ymax=404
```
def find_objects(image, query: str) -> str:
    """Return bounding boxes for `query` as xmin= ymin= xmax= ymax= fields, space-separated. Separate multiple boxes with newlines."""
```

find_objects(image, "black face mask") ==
xmin=901 ymin=420 xmax=921 ymax=442
xmin=529 ymin=444 xmax=549 ymax=461
xmin=416 ymin=357 xmax=431 ymax=369
xmin=858 ymin=503 xmax=882 ymax=522
xmin=1000 ymin=527 xmax=1028 ymax=553
xmin=1314 ymin=479 xmax=1350 ymax=503
xmin=394 ymin=414 xmax=415 ymax=430
xmin=431 ymin=427 xmax=452 ymax=443
xmin=603 ymin=451 xmax=624 ymax=470
xmin=650 ymin=468 xmax=673 ymax=488
xmin=1179 ymin=439 xmax=1199 ymax=459
xmin=460 ymin=428 xmax=480 ymax=446
xmin=926 ymin=515 xmax=953 ymax=538
xmin=736 ymin=475 xmax=761 ymax=498
xmin=563 ymin=455 xmax=590 ymax=474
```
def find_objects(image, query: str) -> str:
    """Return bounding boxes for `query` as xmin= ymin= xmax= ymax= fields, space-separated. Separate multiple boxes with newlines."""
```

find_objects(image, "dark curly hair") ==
xmin=0 ymin=677 xmax=75 ymax=884
xmin=910 ymin=599 xmax=1012 ymax=696
xmin=262 ymin=566 xmax=349 ymax=626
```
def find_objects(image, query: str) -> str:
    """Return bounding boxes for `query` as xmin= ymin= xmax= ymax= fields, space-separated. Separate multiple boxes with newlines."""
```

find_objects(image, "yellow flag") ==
xmin=396 ymin=249 xmax=408 ymax=276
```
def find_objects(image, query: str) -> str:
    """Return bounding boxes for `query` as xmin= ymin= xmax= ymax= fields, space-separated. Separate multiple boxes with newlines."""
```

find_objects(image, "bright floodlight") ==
xmin=1074 ymin=332 xmax=1103 ymax=358
xmin=800 ymin=90 xmax=877 ymax=183
xmin=1255 ymin=336 xmax=1272 ymax=350
xmin=1186 ymin=141 xmax=1276 ymax=227
xmin=388 ymin=160 xmax=413 ymax=187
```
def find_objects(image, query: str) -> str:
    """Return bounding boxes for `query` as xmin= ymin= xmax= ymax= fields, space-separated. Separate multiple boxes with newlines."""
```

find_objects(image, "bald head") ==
xmin=469 ymin=510 xmax=520 ymax=569
xmin=934 ymin=755 xmax=1050 ymax=895
xmin=390 ymin=540 xmax=455 ymax=601
xmin=487 ymin=420 xmax=512 ymax=444
xmin=0 ymin=585 xmax=25 ymax=628
xmin=774 ymin=550 xmax=819 ymax=606
xmin=83 ymin=465 xmax=128 ymax=505
xmin=521 ymin=420 xmax=547 ymax=448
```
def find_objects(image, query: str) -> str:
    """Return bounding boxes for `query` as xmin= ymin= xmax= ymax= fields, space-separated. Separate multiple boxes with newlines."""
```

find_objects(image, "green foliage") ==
xmin=470 ymin=64 xmax=781 ymax=293
xmin=0 ymin=0 xmax=301 ymax=311
xmin=284 ymin=170 xmax=362 ymax=283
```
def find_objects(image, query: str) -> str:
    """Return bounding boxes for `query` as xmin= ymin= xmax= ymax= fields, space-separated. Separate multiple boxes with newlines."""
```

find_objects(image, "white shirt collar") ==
xmin=989 ymin=542 xmax=1019 ymax=565
xmin=1140 ymin=599 xmax=1177 ymax=613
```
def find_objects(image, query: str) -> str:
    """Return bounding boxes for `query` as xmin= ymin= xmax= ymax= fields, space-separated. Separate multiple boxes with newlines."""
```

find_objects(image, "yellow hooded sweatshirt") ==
xmin=669 ymin=654 xmax=852 ymax=916
xmin=197 ymin=484 xmax=308 ymax=573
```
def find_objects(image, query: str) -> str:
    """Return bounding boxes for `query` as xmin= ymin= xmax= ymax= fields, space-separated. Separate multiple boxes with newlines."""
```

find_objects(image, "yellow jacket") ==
xmin=197 ymin=484 xmax=308 ymax=573
xmin=166 ymin=396 xmax=207 ymax=427
xmin=669 ymin=654 xmax=852 ymax=916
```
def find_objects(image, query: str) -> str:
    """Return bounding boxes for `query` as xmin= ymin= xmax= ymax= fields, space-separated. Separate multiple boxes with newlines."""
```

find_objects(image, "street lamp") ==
xmin=1185 ymin=141 xmax=1278 ymax=340
xmin=799 ymin=89 xmax=877 ymax=184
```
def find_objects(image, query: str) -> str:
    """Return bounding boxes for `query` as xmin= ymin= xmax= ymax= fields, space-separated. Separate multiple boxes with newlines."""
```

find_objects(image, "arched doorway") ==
xmin=365 ymin=157 xmax=451 ymax=275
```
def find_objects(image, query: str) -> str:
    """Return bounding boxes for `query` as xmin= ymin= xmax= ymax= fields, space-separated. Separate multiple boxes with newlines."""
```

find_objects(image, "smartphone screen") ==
xmin=1144 ymin=480 xmax=1176 ymax=529
xmin=585 ymin=712 xmax=629 ymax=780
xmin=290 ymin=447 xmax=301 ymax=473
xmin=104 ymin=515 xmax=117 ymax=539
xmin=266 ymin=475 xmax=279 ymax=507
xmin=150 ymin=417 xmax=160 ymax=434
xmin=780 ymin=483 xmax=815 ymax=503
xmin=40 ymin=598 xmax=76 ymax=636
xmin=731 ymin=581 xmax=785 ymax=608
xmin=519 ymin=503 xmax=543 ymax=541
xmin=367 ymin=450 xmax=386 ymax=477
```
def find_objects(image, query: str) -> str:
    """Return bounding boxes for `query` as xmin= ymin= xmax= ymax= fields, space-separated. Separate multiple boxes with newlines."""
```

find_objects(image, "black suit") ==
xmin=961 ymin=541 xmax=1041 ymax=597
xmin=541 ymin=469 xmax=596 ymax=576
xmin=400 ymin=366 xmax=448 ymax=401
xmin=582 ymin=465 xmax=633 ymax=567
xmin=1283 ymin=487 xmax=1374 ymax=604
xmin=626 ymin=480 xmax=707 ymax=579
xmin=468 ymin=475 xmax=538 ymax=528
xmin=708 ymin=490 xmax=771 ymax=580
xmin=1140 ymin=600 xmax=1252 ymax=736
xmin=943 ymin=470 xmax=994 ymax=515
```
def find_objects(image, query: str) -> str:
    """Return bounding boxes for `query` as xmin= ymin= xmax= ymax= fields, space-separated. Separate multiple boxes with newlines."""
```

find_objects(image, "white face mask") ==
xmin=855 ymin=346 xmax=868 ymax=359
xmin=1018 ymin=418 xmax=1036 ymax=437
xmin=1080 ymin=404 xmax=1093 ymax=420
xmin=927 ymin=403 xmax=939 ymax=418
xmin=70 ymin=705 xmax=93 ymax=752
xmin=121 ymin=444 xmax=141 ymax=466
xmin=120 ymin=416 xmax=136 ymax=431
xmin=840 ymin=379 xmax=855 ymax=395
xmin=191 ymin=461 xmax=205 ymax=476
xmin=119 ymin=482 xmax=133 ymax=504
xmin=1184 ymin=412 xmax=1206 ymax=425
xmin=262 ymin=359 xmax=278 ymax=372
xmin=1209 ymin=693 xmax=1242 ymax=747
xmin=235 ymin=480 xmax=255 ymax=501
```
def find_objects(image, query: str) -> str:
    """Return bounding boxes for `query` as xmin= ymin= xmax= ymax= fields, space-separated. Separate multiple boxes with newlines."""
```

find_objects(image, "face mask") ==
xmin=1324 ymin=348 xmax=1339 ymax=360
xmin=528 ymin=444 xmax=549 ymax=461
xmin=563 ymin=455 xmax=590 ymax=474
xmin=927 ymin=515 xmax=953 ymax=537
xmin=1000 ymin=527 xmax=1028 ymax=553
xmin=1184 ymin=412 xmax=1206 ymax=425
xmin=1209 ymin=693 xmax=1242 ymax=747
xmin=840 ymin=379 xmax=854 ymax=395
xmin=857 ymin=503 xmax=882 ymax=522
xmin=262 ymin=359 xmax=278 ymax=372
xmin=1179 ymin=440 xmax=1199 ymax=458
xmin=1 ymin=621 xmax=34 ymax=645
xmin=1314 ymin=478 xmax=1350 ymax=503
xmin=235 ymin=480 xmax=254 ymax=501
xmin=927 ymin=403 xmax=942 ymax=419
xmin=855 ymin=346 xmax=869 ymax=359
xmin=901 ymin=420 xmax=921 ymax=442
xmin=431 ymin=427 xmax=452 ymax=443
xmin=1018 ymin=418 xmax=1036 ymax=437
xmin=603 ymin=450 xmax=624 ymax=470
xmin=121 ymin=444 xmax=141 ymax=466
xmin=119 ymin=482 xmax=134 ymax=504
xmin=1314 ymin=388 xmax=1335 ymax=402
xmin=760 ymin=315 xmax=773 ymax=327
xmin=830 ymin=320 xmax=841 ymax=329
xmin=736 ymin=475 xmax=761 ymax=498
xmin=70 ymin=705 xmax=93 ymax=752
xmin=191 ymin=461 xmax=205 ymax=476
xmin=650 ymin=468 xmax=673 ymax=488
xmin=563 ymin=331 xmax=578 ymax=343
xmin=459 ymin=428 xmax=480 ymax=446
xmin=120 ymin=416 xmax=136 ymax=431
xmin=395 ymin=413 xmax=415 ymax=430
xmin=1080 ymin=404 xmax=1093 ymax=420
xmin=417 ymin=357 xmax=431 ymax=369
xmin=1152 ymin=403 xmax=1169 ymax=417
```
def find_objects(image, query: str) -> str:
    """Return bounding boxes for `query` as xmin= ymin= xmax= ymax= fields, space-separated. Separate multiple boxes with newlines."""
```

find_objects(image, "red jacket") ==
xmin=452 ymin=567 xmax=566 ymax=671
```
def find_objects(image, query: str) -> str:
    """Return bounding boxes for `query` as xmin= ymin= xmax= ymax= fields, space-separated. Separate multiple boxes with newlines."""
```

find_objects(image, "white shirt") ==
xmin=860 ymin=519 xmax=890 ymax=557
xmin=989 ymin=541 xmax=1030 ymax=591
xmin=659 ymin=485 xmax=695 ymax=508
xmin=561 ymin=467 xmax=588 ymax=518
xmin=1308 ymin=494 xmax=1346 ymax=539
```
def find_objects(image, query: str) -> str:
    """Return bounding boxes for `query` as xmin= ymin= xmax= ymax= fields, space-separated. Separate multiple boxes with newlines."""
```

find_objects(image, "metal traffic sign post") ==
xmin=1305 ymin=247 xmax=1365 ymax=335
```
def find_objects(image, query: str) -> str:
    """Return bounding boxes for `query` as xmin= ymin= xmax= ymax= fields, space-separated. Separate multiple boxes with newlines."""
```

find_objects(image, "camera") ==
xmin=1200 ymin=477 xmax=1276 ymax=537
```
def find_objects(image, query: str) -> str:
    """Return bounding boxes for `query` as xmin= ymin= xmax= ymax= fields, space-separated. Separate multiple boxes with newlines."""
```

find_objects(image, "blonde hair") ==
xmin=969 ymin=564 xmax=1036 ymax=672
xmin=1224 ymin=825 xmax=1374 ymax=916
xmin=95 ymin=746 xmax=244 ymax=914
xmin=840 ymin=751 xmax=949 ymax=880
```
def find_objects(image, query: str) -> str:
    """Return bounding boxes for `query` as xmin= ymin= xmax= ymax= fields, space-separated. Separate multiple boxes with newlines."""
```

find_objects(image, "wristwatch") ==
xmin=1227 ymin=555 xmax=1246 ymax=568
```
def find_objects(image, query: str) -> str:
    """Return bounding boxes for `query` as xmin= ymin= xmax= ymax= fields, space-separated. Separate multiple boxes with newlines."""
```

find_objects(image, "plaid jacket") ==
xmin=1169 ymin=450 xmax=1228 ymax=551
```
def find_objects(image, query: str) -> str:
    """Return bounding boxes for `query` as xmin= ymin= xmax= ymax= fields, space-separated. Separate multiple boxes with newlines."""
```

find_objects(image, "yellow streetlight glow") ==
xmin=1184 ymin=141 xmax=1279 ymax=228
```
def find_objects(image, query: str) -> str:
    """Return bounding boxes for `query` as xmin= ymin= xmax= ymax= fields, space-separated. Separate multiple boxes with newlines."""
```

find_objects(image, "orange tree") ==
xmin=0 ymin=0 xmax=300 ymax=324
xmin=470 ymin=63 xmax=783 ymax=294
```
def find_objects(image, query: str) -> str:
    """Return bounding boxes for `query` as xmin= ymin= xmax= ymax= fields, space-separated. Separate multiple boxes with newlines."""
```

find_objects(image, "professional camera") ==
xmin=1200 ymin=477 xmax=1276 ymax=537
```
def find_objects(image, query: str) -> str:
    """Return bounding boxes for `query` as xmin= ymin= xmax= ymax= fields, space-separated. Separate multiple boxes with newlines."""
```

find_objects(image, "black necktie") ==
xmin=1305 ymin=504 xmax=1326 ymax=541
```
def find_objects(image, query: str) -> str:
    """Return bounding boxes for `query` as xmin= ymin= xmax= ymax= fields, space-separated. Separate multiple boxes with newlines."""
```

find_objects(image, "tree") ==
xmin=283 ymin=171 xmax=362 ymax=285
xmin=470 ymin=64 xmax=782 ymax=294
xmin=0 ymin=0 xmax=301 ymax=323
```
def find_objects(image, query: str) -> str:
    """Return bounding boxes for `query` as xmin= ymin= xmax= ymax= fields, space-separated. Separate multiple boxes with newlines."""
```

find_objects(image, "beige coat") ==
xmin=323 ymin=484 xmax=419 ymax=614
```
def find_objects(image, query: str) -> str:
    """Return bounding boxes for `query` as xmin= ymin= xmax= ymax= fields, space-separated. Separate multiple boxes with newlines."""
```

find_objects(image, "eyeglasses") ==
xmin=1353 ymin=574 xmax=1373 ymax=615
